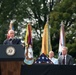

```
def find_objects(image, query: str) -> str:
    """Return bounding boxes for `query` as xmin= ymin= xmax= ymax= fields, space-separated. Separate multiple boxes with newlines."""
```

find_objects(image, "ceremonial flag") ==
xmin=58 ymin=22 xmax=65 ymax=55
xmin=24 ymin=23 xmax=34 ymax=65
xmin=41 ymin=23 xmax=52 ymax=55
xmin=7 ymin=20 xmax=15 ymax=39
xmin=35 ymin=53 xmax=53 ymax=64
xmin=9 ymin=21 xmax=14 ymax=30
xmin=24 ymin=23 xmax=32 ymax=46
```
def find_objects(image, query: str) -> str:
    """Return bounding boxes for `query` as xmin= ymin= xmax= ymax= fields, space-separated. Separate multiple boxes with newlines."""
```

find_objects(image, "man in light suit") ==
xmin=58 ymin=46 xmax=74 ymax=65
xmin=3 ymin=29 xmax=21 ymax=45
xmin=49 ymin=51 xmax=58 ymax=64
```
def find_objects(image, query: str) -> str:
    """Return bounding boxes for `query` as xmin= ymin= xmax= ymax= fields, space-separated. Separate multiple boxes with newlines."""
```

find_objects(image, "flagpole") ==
xmin=47 ymin=0 xmax=52 ymax=53
xmin=47 ymin=0 xmax=51 ymax=23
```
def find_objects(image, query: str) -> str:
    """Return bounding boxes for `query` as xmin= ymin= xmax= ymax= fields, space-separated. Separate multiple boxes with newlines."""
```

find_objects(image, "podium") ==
xmin=0 ymin=45 xmax=24 ymax=75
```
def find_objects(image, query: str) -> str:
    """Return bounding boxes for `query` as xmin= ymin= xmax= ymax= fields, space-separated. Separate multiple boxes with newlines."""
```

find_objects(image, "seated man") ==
xmin=58 ymin=46 xmax=74 ymax=65
xmin=49 ymin=51 xmax=58 ymax=64
xmin=3 ymin=29 xmax=21 ymax=45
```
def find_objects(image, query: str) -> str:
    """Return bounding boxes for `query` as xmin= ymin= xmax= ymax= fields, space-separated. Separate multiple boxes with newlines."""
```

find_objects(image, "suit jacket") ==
xmin=3 ymin=38 xmax=21 ymax=45
xmin=58 ymin=54 xmax=74 ymax=65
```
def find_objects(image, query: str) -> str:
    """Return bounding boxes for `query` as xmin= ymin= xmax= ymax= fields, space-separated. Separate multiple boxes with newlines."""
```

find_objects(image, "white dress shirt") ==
xmin=49 ymin=57 xmax=58 ymax=64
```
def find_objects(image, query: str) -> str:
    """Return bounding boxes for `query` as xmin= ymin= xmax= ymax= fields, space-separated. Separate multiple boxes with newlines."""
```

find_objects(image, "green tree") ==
xmin=0 ymin=0 xmax=22 ymax=43
xmin=50 ymin=0 xmax=76 ymax=58
xmin=0 ymin=0 xmax=50 ymax=56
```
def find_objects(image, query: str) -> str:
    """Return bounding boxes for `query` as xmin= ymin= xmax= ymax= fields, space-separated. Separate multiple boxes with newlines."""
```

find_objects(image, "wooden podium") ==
xmin=0 ymin=45 xmax=24 ymax=75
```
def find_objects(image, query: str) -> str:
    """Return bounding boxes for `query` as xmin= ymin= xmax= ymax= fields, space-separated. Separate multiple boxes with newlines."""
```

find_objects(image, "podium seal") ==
xmin=6 ymin=46 xmax=15 ymax=56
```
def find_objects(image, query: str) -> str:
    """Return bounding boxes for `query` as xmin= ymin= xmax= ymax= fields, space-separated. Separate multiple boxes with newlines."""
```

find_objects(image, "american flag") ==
xmin=35 ymin=53 xmax=53 ymax=64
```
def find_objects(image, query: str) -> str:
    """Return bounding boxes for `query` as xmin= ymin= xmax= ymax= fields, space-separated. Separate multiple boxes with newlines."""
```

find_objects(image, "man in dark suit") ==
xmin=58 ymin=46 xmax=74 ymax=65
xmin=3 ymin=29 xmax=21 ymax=45
xmin=2 ymin=29 xmax=24 ymax=75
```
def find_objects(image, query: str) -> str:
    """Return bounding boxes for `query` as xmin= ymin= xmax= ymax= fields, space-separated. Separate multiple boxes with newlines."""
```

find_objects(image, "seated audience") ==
xmin=49 ymin=51 xmax=58 ymax=64
xmin=58 ymin=46 xmax=74 ymax=65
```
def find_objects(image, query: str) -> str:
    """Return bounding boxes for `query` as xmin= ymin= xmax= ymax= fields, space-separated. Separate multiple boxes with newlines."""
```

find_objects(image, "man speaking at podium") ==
xmin=0 ymin=21 xmax=24 ymax=75
xmin=1 ymin=21 xmax=23 ymax=75
xmin=3 ymin=29 xmax=21 ymax=45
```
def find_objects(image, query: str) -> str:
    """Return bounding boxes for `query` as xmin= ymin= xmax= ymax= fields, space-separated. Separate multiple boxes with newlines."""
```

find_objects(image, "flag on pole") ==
xmin=58 ymin=21 xmax=65 ymax=56
xmin=24 ymin=23 xmax=34 ymax=65
xmin=9 ymin=20 xmax=14 ymax=30
xmin=7 ymin=20 xmax=15 ymax=39
xmin=41 ymin=23 xmax=52 ymax=55
xmin=24 ymin=23 xmax=32 ymax=46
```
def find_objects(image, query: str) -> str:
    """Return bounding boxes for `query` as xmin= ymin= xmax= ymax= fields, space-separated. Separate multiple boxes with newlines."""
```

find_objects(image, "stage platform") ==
xmin=21 ymin=64 xmax=76 ymax=75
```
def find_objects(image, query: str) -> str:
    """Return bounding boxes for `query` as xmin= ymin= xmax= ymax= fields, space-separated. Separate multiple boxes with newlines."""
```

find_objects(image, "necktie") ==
xmin=63 ymin=56 xmax=65 ymax=65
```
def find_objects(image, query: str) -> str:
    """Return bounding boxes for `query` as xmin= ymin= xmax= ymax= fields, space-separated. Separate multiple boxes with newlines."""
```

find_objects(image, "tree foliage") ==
xmin=50 ymin=0 xmax=76 ymax=58
xmin=0 ymin=0 xmax=49 ymax=56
